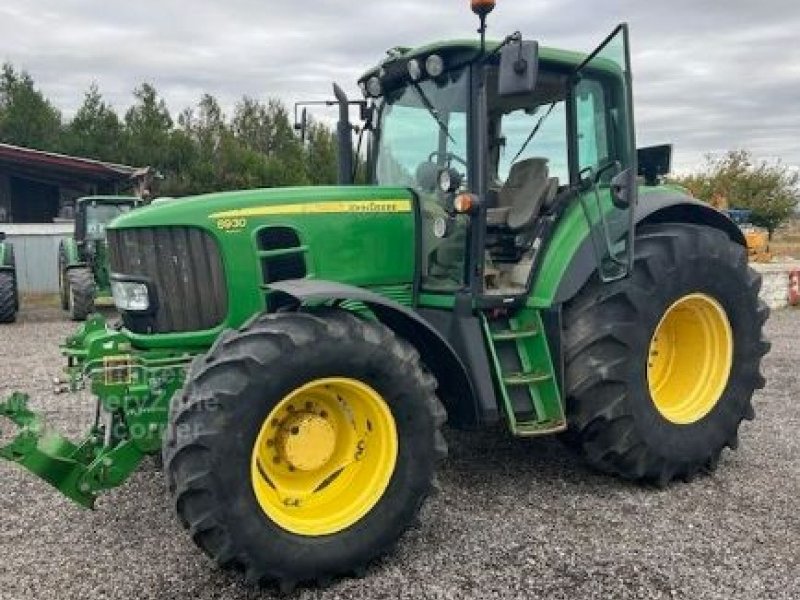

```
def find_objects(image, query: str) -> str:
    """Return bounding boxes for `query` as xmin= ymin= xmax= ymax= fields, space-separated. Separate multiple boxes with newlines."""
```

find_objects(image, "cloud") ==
xmin=0 ymin=0 xmax=798 ymax=173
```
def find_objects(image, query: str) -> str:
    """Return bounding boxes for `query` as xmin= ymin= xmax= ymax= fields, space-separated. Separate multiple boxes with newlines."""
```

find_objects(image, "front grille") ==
xmin=107 ymin=226 xmax=227 ymax=334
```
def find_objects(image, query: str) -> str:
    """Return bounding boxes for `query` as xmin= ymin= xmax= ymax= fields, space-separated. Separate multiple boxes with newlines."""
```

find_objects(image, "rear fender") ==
xmin=268 ymin=279 xmax=481 ymax=427
xmin=550 ymin=191 xmax=745 ymax=305
xmin=61 ymin=237 xmax=85 ymax=269
xmin=0 ymin=241 xmax=14 ymax=272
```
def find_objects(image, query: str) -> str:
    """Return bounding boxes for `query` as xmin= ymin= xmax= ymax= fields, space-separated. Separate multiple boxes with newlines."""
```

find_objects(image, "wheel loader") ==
xmin=0 ymin=0 xmax=769 ymax=591
xmin=58 ymin=196 xmax=140 ymax=320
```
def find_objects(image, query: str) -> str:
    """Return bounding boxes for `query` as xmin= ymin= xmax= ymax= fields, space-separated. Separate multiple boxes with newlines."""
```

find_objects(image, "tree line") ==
xmin=0 ymin=63 xmax=338 ymax=196
xmin=674 ymin=150 xmax=799 ymax=237
xmin=1 ymin=63 xmax=797 ymax=229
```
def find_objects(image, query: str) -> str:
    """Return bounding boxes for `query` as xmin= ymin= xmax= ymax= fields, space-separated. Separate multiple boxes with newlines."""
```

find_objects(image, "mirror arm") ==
xmin=480 ymin=31 xmax=522 ymax=65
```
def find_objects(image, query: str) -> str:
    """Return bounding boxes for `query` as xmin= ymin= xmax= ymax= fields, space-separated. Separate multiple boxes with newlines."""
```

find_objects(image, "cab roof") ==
xmin=359 ymin=39 xmax=587 ymax=83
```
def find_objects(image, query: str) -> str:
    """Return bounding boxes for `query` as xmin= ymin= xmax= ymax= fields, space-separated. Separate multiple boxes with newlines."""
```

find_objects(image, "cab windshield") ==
xmin=373 ymin=67 xmax=470 ymax=290
xmin=374 ymin=67 xmax=469 ymax=191
xmin=85 ymin=203 xmax=133 ymax=240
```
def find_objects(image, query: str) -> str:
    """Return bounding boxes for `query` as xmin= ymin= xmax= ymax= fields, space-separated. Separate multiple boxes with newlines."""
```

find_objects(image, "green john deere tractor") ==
xmin=0 ymin=1 xmax=769 ymax=591
xmin=58 ymin=196 xmax=140 ymax=320
xmin=0 ymin=232 xmax=19 ymax=323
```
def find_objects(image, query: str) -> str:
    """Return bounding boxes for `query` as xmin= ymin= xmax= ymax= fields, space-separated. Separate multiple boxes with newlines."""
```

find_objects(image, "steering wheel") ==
xmin=428 ymin=151 xmax=468 ymax=168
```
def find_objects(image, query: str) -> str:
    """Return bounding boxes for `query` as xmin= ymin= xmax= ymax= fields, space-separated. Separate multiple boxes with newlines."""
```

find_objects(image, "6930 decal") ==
xmin=216 ymin=217 xmax=247 ymax=231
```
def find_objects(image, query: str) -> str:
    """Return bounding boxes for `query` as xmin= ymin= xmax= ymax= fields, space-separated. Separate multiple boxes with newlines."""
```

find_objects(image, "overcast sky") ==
xmin=1 ymin=0 xmax=798 ymax=173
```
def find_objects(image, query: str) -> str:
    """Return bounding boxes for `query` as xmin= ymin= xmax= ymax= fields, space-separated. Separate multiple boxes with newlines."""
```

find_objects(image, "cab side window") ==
xmin=575 ymin=79 xmax=610 ymax=174
xmin=497 ymin=101 xmax=569 ymax=184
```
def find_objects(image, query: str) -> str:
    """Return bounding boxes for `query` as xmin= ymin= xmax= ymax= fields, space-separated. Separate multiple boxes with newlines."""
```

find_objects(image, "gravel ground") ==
xmin=0 ymin=305 xmax=798 ymax=600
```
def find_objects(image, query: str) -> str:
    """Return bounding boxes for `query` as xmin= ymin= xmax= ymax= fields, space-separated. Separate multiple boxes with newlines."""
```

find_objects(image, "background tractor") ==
xmin=0 ymin=0 xmax=769 ymax=591
xmin=0 ymin=232 xmax=18 ymax=323
xmin=58 ymin=196 xmax=139 ymax=320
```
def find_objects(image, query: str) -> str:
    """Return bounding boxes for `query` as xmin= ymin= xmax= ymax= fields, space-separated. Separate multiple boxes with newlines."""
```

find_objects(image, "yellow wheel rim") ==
xmin=647 ymin=293 xmax=734 ymax=425
xmin=251 ymin=377 xmax=398 ymax=536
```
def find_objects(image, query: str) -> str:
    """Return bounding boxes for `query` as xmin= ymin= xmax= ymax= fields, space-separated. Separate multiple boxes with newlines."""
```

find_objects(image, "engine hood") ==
xmin=106 ymin=185 xmax=419 ymax=344
xmin=108 ymin=186 xmax=414 ymax=230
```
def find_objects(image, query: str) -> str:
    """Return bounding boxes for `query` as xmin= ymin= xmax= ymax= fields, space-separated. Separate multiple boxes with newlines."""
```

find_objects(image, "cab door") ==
xmin=570 ymin=24 xmax=637 ymax=281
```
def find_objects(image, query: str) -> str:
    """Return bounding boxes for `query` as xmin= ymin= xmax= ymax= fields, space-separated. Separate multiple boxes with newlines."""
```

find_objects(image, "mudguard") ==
xmin=553 ymin=190 xmax=746 ymax=304
xmin=0 ymin=240 xmax=14 ymax=272
xmin=268 ymin=279 xmax=480 ymax=426
xmin=61 ymin=237 xmax=86 ymax=270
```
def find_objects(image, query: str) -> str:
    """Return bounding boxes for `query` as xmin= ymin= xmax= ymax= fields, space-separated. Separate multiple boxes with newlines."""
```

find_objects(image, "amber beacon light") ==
xmin=471 ymin=0 xmax=496 ymax=51
xmin=471 ymin=0 xmax=496 ymax=16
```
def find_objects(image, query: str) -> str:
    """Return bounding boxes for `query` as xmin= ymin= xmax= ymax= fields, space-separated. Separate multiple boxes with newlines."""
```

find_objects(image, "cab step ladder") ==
xmin=481 ymin=309 xmax=566 ymax=437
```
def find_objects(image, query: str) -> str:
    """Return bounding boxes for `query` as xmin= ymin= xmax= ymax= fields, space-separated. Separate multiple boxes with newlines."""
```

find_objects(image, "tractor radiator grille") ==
xmin=107 ymin=226 xmax=227 ymax=334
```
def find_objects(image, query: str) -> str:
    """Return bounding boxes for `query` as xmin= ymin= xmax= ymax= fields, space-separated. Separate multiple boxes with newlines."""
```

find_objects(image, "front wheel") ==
xmin=563 ymin=223 xmax=770 ymax=485
xmin=66 ymin=267 xmax=95 ymax=321
xmin=58 ymin=243 xmax=69 ymax=310
xmin=163 ymin=309 xmax=447 ymax=591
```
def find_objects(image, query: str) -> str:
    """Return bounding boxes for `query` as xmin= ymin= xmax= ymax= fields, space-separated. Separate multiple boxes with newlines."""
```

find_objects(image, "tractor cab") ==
xmin=74 ymin=196 xmax=139 ymax=244
xmin=357 ymin=23 xmax=637 ymax=302
xmin=59 ymin=196 xmax=141 ymax=320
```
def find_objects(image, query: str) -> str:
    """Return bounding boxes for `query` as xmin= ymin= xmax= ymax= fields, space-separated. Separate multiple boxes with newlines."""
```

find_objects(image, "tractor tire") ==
xmin=0 ymin=271 xmax=16 ymax=323
xmin=58 ymin=242 xmax=69 ymax=310
xmin=163 ymin=309 xmax=447 ymax=591
xmin=5 ymin=243 xmax=18 ymax=312
xmin=67 ymin=267 xmax=96 ymax=321
xmin=563 ymin=223 xmax=769 ymax=485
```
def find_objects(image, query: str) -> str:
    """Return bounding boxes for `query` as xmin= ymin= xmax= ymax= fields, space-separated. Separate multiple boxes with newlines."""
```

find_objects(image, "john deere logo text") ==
xmin=209 ymin=199 xmax=412 ymax=221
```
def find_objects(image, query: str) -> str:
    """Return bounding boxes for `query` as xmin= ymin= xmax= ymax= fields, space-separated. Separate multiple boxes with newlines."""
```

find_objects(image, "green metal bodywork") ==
xmin=61 ymin=236 xmax=82 ymax=265
xmin=0 ymin=236 xmax=17 ymax=270
xmin=113 ymin=186 xmax=417 ymax=349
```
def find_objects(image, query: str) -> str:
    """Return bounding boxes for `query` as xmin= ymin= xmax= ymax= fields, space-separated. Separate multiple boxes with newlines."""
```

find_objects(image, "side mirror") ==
xmin=498 ymin=40 xmax=539 ymax=97
xmin=293 ymin=107 xmax=309 ymax=143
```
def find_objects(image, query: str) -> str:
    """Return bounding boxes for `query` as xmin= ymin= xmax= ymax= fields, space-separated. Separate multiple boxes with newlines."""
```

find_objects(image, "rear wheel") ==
xmin=58 ymin=243 xmax=69 ymax=310
xmin=67 ymin=267 xmax=95 ymax=321
xmin=163 ymin=309 xmax=447 ymax=590
xmin=0 ymin=271 xmax=16 ymax=323
xmin=563 ymin=223 xmax=770 ymax=484
xmin=5 ymin=243 xmax=18 ymax=312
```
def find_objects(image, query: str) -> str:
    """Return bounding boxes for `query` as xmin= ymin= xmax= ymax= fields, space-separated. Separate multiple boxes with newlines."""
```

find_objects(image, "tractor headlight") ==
xmin=407 ymin=59 xmax=422 ymax=81
xmin=111 ymin=281 xmax=150 ymax=312
xmin=438 ymin=169 xmax=454 ymax=193
xmin=438 ymin=167 xmax=462 ymax=194
xmin=426 ymin=54 xmax=445 ymax=78
xmin=366 ymin=76 xmax=383 ymax=98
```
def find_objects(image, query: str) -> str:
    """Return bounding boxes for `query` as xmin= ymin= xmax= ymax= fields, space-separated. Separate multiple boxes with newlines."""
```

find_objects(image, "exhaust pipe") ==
xmin=333 ymin=83 xmax=354 ymax=185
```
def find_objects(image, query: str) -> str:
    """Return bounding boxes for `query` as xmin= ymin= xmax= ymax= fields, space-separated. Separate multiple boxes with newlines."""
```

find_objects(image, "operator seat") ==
xmin=487 ymin=158 xmax=558 ymax=232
